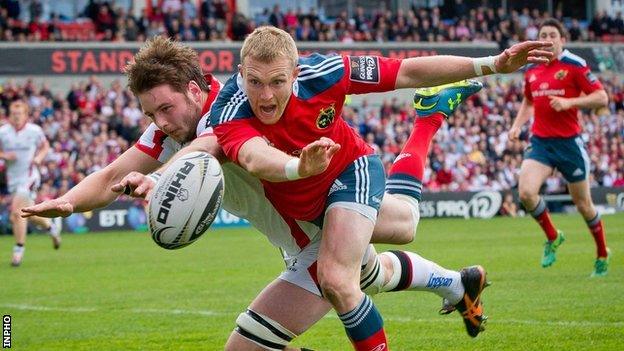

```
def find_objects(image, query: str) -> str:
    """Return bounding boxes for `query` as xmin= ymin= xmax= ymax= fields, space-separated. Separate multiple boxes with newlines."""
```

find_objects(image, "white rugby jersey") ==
xmin=0 ymin=123 xmax=45 ymax=187
xmin=135 ymin=94 xmax=320 ymax=255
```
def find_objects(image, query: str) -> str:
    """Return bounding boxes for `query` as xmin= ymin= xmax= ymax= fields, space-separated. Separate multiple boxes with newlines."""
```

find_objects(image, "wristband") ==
xmin=284 ymin=158 xmax=301 ymax=180
xmin=473 ymin=56 xmax=497 ymax=76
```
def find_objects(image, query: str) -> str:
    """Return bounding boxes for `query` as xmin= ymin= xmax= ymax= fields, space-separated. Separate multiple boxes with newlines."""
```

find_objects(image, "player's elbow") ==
xmin=597 ymin=90 xmax=609 ymax=107
xmin=239 ymin=153 xmax=263 ymax=178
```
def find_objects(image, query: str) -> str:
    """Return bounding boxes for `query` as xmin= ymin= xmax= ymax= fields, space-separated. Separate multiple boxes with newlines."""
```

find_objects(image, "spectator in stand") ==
xmin=500 ymin=192 xmax=518 ymax=217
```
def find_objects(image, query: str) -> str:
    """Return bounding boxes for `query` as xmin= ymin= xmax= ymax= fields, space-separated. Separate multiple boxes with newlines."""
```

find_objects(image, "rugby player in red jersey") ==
xmin=509 ymin=19 xmax=610 ymax=276
xmin=211 ymin=26 xmax=552 ymax=350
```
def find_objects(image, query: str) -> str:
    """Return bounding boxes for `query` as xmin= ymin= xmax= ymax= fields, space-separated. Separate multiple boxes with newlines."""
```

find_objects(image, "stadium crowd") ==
xmin=1 ymin=74 xmax=622 ymax=208
xmin=2 ymin=1 xmax=624 ymax=44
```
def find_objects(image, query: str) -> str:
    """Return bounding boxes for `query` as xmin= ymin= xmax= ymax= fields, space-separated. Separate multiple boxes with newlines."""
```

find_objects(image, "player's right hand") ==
xmin=508 ymin=126 xmax=521 ymax=141
xmin=111 ymin=171 xmax=156 ymax=199
xmin=21 ymin=199 xmax=74 ymax=218
xmin=299 ymin=137 xmax=341 ymax=178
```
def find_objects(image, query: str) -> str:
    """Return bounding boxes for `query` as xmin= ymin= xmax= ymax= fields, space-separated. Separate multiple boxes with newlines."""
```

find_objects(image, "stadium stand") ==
xmin=2 ymin=1 xmax=623 ymax=44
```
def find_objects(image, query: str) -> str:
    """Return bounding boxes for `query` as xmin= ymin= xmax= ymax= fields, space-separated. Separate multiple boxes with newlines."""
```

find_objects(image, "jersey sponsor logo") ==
xmin=540 ymin=82 xmax=549 ymax=90
xmin=425 ymin=273 xmax=453 ymax=288
xmin=554 ymin=69 xmax=568 ymax=80
xmin=316 ymin=104 xmax=336 ymax=129
xmin=585 ymin=71 xmax=598 ymax=83
xmin=349 ymin=56 xmax=380 ymax=83
xmin=532 ymin=88 xmax=565 ymax=97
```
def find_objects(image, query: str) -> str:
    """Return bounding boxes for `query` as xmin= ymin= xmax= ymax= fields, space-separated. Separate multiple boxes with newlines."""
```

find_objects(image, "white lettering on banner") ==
xmin=418 ymin=201 xmax=436 ymax=218
xmin=99 ymin=209 xmax=128 ymax=227
xmin=437 ymin=200 xmax=469 ymax=218
xmin=469 ymin=191 xmax=502 ymax=218
xmin=433 ymin=191 xmax=502 ymax=219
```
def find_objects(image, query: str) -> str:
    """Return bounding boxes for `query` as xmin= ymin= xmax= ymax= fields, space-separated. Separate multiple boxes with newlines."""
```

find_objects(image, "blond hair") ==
xmin=9 ymin=100 xmax=29 ymax=114
xmin=125 ymin=35 xmax=209 ymax=95
xmin=240 ymin=26 xmax=298 ymax=68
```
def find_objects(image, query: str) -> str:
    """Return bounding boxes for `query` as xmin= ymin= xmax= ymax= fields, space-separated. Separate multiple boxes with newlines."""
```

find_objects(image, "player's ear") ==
xmin=187 ymin=80 xmax=202 ymax=103
xmin=238 ymin=64 xmax=243 ymax=75
xmin=292 ymin=66 xmax=300 ymax=80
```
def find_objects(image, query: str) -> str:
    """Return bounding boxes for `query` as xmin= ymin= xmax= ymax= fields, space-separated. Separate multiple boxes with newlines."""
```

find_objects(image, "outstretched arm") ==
xmin=21 ymin=147 xmax=161 ymax=218
xmin=110 ymin=135 xmax=226 ymax=198
xmin=395 ymin=41 xmax=553 ymax=88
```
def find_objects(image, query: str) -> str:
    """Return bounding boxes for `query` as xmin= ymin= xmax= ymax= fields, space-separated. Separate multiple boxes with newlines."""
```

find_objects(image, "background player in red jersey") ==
xmin=509 ymin=19 xmax=610 ymax=276
xmin=211 ymin=26 xmax=552 ymax=350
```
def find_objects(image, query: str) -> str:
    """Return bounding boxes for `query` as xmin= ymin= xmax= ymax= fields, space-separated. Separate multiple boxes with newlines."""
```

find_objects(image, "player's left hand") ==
xmin=495 ymin=41 xmax=554 ymax=73
xmin=299 ymin=137 xmax=341 ymax=178
xmin=111 ymin=171 xmax=156 ymax=199
xmin=548 ymin=96 xmax=572 ymax=111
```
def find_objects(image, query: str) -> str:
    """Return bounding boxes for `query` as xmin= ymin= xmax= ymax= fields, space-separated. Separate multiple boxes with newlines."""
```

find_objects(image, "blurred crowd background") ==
xmin=2 ymin=0 xmax=624 ymax=46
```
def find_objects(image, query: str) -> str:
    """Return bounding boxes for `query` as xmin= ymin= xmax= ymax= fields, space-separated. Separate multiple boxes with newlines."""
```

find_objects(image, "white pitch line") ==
xmin=1 ymin=303 xmax=97 ymax=313
xmin=131 ymin=308 xmax=230 ymax=317
xmin=3 ymin=304 xmax=623 ymax=328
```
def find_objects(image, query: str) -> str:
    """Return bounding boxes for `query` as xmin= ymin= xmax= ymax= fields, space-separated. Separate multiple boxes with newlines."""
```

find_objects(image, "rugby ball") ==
xmin=148 ymin=151 xmax=224 ymax=249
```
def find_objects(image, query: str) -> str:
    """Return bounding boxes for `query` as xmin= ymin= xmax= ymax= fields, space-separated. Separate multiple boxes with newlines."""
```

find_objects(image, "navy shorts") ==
xmin=525 ymin=135 xmax=590 ymax=183
xmin=314 ymin=154 xmax=385 ymax=225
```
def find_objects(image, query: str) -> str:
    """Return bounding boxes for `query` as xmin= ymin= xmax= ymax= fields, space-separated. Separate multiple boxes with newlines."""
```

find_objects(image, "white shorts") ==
xmin=8 ymin=175 xmax=40 ymax=201
xmin=278 ymin=238 xmax=322 ymax=297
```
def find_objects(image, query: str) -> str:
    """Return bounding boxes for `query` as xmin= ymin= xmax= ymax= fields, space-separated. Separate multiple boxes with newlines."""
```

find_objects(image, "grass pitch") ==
xmin=1 ymin=214 xmax=623 ymax=350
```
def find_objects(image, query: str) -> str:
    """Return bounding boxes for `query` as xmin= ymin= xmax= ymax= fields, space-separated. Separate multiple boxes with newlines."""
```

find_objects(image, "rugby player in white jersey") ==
xmin=1 ymin=100 xmax=61 ymax=266
xmin=21 ymin=36 xmax=522 ymax=349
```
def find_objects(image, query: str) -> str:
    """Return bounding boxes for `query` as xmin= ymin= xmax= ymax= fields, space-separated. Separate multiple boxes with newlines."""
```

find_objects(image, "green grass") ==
xmin=1 ymin=214 xmax=623 ymax=350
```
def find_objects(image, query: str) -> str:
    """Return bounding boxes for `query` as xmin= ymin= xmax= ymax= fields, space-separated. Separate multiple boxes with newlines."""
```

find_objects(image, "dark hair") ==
xmin=125 ymin=35 xmax=210 ymax=95
xmin=538 ymin=18 xmax=567 ymax=39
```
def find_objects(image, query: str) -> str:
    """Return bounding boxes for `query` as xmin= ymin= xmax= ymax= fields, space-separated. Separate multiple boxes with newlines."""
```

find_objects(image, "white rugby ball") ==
xmin=148 ymin=151 xmax=224 ymax=249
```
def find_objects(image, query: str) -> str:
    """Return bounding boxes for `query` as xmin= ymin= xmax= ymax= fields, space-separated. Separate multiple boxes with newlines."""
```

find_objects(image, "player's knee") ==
xmin=518 ymin=187 xmax=536 ymax=205
xmin=395 ymin=194 xmax=420 ymax=242
xmin=231 ymin=309 xmax=297 ymax=351
xmin=9 ymin=210 xmax=22 ymax=224
xmin=575 ymin=199 xmax=594 ymax=217
xmin=317 ymin=268 xmax=355 ymax=302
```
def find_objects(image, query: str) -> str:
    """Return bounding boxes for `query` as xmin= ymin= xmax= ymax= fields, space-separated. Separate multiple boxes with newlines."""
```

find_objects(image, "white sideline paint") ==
xmin=2 ymin=303 xmax=623 ymax=328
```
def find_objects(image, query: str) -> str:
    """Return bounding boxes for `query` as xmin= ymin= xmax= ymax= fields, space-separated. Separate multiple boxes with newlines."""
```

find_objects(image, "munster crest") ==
xmin=316 ymin=104 xmax=336 ymax=129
